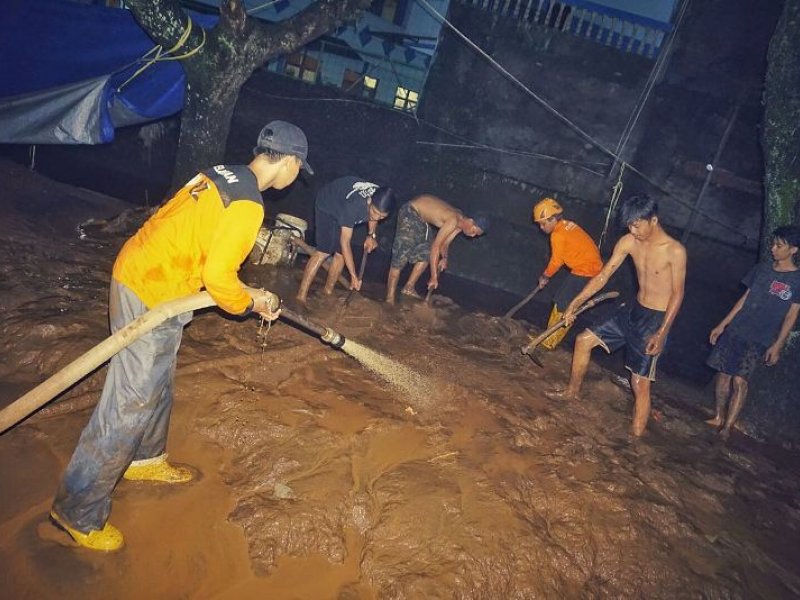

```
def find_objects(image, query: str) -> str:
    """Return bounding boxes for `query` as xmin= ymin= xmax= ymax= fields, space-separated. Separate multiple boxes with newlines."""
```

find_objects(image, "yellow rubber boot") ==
xmin=123 ymin=453 xmax=193 ymax=483
xmin=539 ymin=306 xmax=571 ymax=350
xmin=50 ymin=511 xmax=124 ymax=552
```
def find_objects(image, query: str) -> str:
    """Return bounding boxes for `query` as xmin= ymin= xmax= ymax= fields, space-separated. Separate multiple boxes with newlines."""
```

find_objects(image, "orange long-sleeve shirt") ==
xmin=113 ymin=164 xmax=264 ymax=315
xmin=543 ymin=219 xmax=602 ymax=278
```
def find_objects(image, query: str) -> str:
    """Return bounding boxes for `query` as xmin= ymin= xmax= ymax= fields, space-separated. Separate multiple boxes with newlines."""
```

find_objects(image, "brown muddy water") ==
xmin=1 ymin=159 xmax=800 ymax=598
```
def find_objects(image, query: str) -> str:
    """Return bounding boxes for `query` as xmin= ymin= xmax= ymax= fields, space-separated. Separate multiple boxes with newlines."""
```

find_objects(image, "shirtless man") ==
xmin=549 ymin=194 xmax=687 ymax=437
xmin=386 ymin=194 xmax=488 ymax=304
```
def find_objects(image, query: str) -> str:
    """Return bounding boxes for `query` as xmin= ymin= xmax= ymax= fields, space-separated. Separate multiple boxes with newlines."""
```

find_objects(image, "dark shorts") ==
xmin=706 ymin=331 xmax=766 ymax=379
xmin=391 ymin=202 xmax=430 ymax=270
xmin=553 ymin=272 xmax=590 ymax=311
xmin=314 ymin=208 xmax=341 ymax=255
xmin=588 ymin=301 xmax=666 ymax=381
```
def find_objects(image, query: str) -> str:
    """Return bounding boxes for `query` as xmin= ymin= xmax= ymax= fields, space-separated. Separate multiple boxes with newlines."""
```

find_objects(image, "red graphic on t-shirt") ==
xmin=769 ymin=280 xmax=792 ymax=301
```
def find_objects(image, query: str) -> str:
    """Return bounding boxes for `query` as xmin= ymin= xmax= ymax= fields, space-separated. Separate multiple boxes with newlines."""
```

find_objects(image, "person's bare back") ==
xmin=410 ymin=194 xmax=461 ymax=231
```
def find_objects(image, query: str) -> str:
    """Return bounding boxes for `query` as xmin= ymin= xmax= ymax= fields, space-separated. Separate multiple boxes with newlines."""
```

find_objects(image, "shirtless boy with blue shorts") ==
xmin=548 ymin=194 xmax=687 ymax=437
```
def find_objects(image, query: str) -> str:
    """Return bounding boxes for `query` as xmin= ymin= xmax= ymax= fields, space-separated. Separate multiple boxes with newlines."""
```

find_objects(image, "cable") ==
xmin=599 ymin=163 xmax=625 ymax=249
xmin=415 ymin=141 xmax=607 ymax=175
xmin=609 ymin=0 xmax=690 ymax=177
xmin=417 ymin=0 xmax=621 ymax=160
xmin=250 ymin=88 xmax=601 ymax=171
xmin=415 ymin=0 xmax=749 ymax=242
xmin=246 ymin=0 xmax=281 ymax=15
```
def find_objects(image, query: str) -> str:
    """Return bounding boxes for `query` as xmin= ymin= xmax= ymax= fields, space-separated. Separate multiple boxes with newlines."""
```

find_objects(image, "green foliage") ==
xmin=761 ymin=0 xmax=800 ymax=257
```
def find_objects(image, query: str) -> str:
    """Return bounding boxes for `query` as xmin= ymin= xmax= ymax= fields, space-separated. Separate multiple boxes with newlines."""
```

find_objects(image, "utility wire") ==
xmin=250 ymin=88 xmax=609 ymax=172
xmin=609 ymin=0 xmax=690 ymax=178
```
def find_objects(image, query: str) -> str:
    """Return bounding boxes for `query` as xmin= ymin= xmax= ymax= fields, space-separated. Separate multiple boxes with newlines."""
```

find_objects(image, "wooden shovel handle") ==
xmin=521 ymin=291 xmax=620 ymax=354
xmin=504 ymin=284 xmax=544 ymax=319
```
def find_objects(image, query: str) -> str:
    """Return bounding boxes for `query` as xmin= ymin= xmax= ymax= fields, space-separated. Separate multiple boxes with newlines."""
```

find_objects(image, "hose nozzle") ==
xmin=321 ymin=328 xmax=345 ymax=348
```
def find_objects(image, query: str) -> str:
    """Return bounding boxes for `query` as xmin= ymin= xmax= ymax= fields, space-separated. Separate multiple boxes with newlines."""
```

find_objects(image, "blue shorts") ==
xmin=706 ymin=331 xmax=766 ymax=379
xmin=588 ymin=301 xmax=666 ymax=381
xmin=314 ymin=208 xmax=340 ymax=255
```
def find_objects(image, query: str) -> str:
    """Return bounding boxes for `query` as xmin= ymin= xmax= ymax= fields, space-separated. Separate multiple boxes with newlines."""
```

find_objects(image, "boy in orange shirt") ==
xmin=533 ymin=197 xmax=602 ymax=349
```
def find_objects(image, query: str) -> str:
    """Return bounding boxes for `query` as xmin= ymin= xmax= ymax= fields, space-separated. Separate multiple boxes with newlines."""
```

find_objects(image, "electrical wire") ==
xmin=609 ymin=0 xmax=690 ymax=178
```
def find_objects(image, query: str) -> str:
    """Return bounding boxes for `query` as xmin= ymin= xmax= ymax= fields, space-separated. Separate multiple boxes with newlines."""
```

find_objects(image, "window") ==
xmin=342 ymin=69 xmax=379 ymax=99
xmin=370 ymin=0 xmax=409 ymax=25
xmin=380 ymin=0 xmax=398 ymax=22
xmin=363 ymin=75 xmax=378 ymax=99
xmin=284 ymin=52 xmax=319 ymax=83
xmin=393 ymin=86 xmax=418 ymax=111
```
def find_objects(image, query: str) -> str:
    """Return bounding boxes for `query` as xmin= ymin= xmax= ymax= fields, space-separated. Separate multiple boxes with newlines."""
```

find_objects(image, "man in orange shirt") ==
xmin=533 ymin=197 xmax=602 ymax=349
xmin=50 ymin=121 xmax=311 ymax=552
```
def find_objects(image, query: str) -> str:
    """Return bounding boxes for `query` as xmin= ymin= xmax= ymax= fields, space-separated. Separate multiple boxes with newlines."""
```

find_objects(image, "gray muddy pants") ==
xmin=52 ymin=279 xmax=192 ymax=532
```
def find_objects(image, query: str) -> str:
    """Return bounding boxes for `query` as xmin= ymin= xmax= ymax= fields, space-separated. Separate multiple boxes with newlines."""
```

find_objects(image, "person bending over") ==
xmin=532 ymin=197 xmax=602 ymax=349
xmin=296 ymin=177 xmax=395 ymax=304
xmin=51 ymin=120 xmax=311 ymax=551
xmin=385 ymin=194 xmax=487 ymax=304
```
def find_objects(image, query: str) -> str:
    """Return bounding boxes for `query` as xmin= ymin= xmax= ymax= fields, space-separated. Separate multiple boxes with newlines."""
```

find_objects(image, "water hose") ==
xmin=280 ymin=308 xmax=346 ymax=349
xmin=0 ymin=286 xmax=279 ymax=434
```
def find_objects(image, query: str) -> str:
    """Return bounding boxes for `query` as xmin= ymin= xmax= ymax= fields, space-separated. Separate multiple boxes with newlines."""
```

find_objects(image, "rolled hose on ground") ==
xmin=0 ymin=287 xmax=345 ymax=434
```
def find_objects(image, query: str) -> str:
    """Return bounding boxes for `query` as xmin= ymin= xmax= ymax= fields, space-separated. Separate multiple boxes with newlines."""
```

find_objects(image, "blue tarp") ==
xmin=0 ymin=0 xmax=217 ymax=144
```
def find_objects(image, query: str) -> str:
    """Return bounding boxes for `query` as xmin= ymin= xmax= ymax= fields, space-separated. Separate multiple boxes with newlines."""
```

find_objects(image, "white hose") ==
xmin=0 ymin=287 xmax=277 ymax=434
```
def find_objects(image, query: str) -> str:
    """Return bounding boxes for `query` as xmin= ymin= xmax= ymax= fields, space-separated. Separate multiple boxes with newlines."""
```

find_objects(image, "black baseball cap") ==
xmin=253 ymin=120 xmax=313 ymax=174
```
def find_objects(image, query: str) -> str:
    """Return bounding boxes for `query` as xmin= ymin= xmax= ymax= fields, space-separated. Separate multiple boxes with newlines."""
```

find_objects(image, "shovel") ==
xmin=339 ymin=249 xmax=369 ymax=314
xmin=504 ymin=283 xmax=545 ymax=319
xmin=520 ymin=291 xmax=619 ymax=367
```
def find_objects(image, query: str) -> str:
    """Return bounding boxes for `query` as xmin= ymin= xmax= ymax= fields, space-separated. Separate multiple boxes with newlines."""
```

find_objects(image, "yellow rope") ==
xmin=116 ymin=16 xmax=206 ymax=92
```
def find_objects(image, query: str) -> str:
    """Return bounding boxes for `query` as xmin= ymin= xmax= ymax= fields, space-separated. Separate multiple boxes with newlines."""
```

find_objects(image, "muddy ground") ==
xmin=1 ymin=158 xmax=799 ymax=599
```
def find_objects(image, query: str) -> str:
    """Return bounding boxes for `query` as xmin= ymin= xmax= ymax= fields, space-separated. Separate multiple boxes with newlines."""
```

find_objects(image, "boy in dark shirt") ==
xmin=706 ymin=225 xmax=800 ymax=440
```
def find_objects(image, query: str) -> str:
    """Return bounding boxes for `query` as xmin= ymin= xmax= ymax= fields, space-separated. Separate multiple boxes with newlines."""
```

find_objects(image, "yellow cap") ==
xmin=532 ymin=197 xmax=563 ymax=221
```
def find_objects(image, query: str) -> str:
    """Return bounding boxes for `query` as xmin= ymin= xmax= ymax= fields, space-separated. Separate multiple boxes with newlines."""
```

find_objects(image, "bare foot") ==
xmin=544 ymin=387 xmax=579 ymax=401
xmin=400 ymin=287 xmax=423 ymax=300
xmin=322 ymin=286 xmax=334 ymax=296
xmin=385 ymin=297 xmax=396 ymax=306
xmin=718 ymin=427 xmax=731 ymax=441
xmin=704 ymin=416 xmax=722 ymax=427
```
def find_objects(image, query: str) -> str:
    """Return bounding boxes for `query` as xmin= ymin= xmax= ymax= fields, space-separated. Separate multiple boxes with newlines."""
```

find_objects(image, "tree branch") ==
xmin=220 ymin=0 xmax=248 ymax=36
xmin=248 ymin=0 xmax=371 ymax=64
xmin=125 ymin=0 xmax=204 ymax=52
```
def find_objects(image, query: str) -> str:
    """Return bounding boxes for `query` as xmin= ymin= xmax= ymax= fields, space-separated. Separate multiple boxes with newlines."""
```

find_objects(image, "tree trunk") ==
xmin=123 ymin=0 xmax=371 ymax=189
xmin=761 ymin=0 xmax=800 ymax=254
xmin=172 ymin=55 xmax=250 ymax=187
xmin=746 ymin=0 xmax=800 ymax=447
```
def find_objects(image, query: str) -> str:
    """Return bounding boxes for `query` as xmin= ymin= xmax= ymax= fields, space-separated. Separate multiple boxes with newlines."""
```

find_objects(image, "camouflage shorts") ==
xmin=391 ymin=202 xmax=431 ymax=269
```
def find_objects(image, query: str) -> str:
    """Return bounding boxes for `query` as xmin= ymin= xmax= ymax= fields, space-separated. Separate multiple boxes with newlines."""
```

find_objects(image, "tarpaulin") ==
xmin=0 ymin=0 xmax=217 ymax=144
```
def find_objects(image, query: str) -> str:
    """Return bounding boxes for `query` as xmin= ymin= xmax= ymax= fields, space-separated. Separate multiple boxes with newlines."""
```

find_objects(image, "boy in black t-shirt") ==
xmin=706 ymin=225 xmax=800 ymax=440
xmin=296 ymin=176 xmax=395 ymax=304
